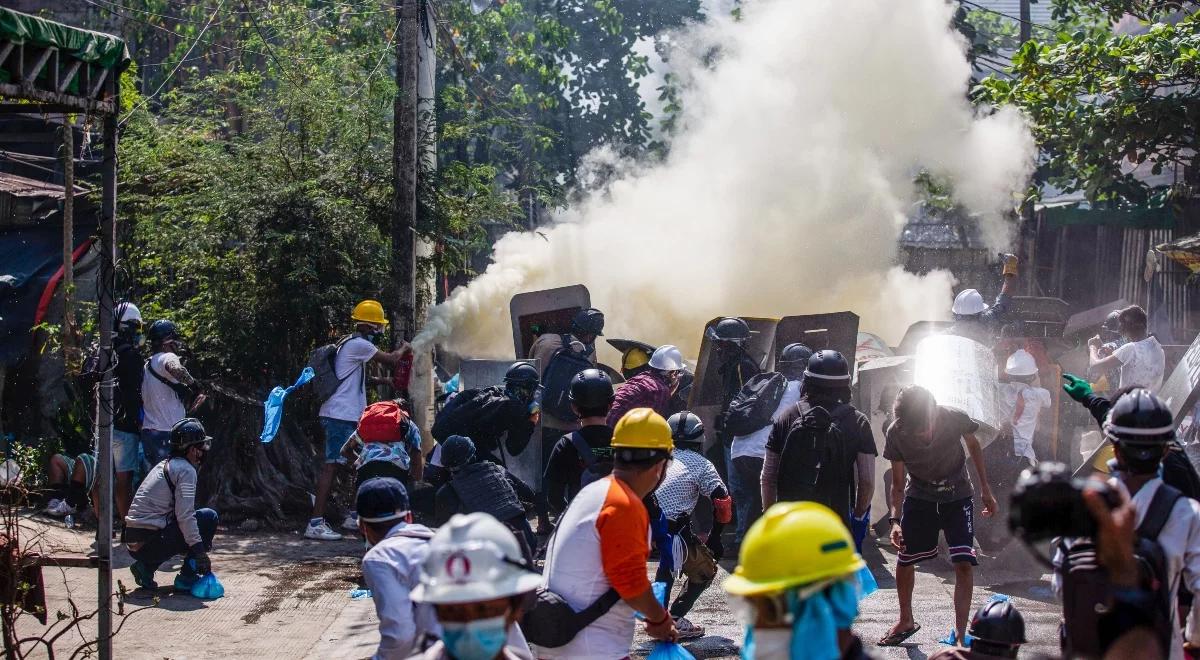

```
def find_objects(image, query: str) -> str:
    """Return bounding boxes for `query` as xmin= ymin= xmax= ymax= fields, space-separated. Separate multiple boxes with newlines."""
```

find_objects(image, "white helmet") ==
xmin=952 ymin=289 xmax=988 ymax=316
xmin=411 ymin=513 xmax=541 ymax=605
xmin=648 ymin=344 xmax=685 ymax=371
xmin=1006 ymin=349 xmax=1038 ymax=377
xmin=116 ymin=302 xmax=143 ymax=325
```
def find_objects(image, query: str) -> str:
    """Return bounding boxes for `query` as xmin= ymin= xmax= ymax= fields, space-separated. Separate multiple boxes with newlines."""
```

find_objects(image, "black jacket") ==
xmin=114 ymin=341 xmax=145 ymax=433
xmin=1080 ymin=393 xmax=1200 ymax=500
xmin=431 ymin=386 xmax=536 ymax=458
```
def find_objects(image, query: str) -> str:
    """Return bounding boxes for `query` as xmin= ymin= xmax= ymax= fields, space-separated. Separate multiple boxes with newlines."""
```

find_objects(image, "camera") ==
xmin=1008 ymin=462 xmax=1120 ymax=542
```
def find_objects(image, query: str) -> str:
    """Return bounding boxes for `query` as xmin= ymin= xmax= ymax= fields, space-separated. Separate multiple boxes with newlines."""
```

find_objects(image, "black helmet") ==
xmin=147 ymin=319 xmax=179 ymax=345
xmin=441 ymin=435 xmax=476 ymax=470
xmin=803 ymin=350 xmax=851 ymax=383
xmin=968 ymin=599 xmax=1027 ymax=647
xmin=504 ymin=362 xmax=540 ymax=386
xmin=569 ymin=369 xmax=614 ymax=408
xmin=571 ymin=308 xmax=605 ymax=337
xmin=778 ymin=343 xmax=813 ymax=376
xmin=1102 ymin=310 xmax=1121 ymax=333
xmin=667 ymin=411 xmax=704 ymax=445
xmin=170 ymin=418 xmax=211 ymax=452
xmin=1105 ymin=387 xmax=1175 ymax=450
xmin=706 ymin=317 xmax=751 ymax=343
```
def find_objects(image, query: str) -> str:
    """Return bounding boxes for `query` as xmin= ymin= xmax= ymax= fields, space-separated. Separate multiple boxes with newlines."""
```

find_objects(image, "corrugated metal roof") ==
xmin=970 ymin=0 xmax=1055 ymax=25
xmin=0 ymin=170 xmax=89 ymax=199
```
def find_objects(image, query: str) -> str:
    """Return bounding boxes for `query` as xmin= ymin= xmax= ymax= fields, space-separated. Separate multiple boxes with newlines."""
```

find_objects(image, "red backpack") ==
xmin=358 ymin=401 xmax=410 ymax=443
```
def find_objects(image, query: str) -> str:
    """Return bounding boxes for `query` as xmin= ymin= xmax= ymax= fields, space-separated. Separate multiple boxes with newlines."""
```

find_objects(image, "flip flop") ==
xmin=877 ymin=623 xmax=921 ymax=647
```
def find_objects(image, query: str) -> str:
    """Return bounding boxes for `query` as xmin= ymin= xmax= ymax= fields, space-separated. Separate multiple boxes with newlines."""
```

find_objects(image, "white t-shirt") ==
xmin=999 ymin=382 xmax=1051 ymax=463
xmin=318 ymin=336 xmax=379 ymax=422
xmin=142 ymin=352 xmax=187 ymax=432
xmin=1113 ymin=335 xmax=1166 ymax=392
xmin=731 ymin=379 xmax=802 ymax=461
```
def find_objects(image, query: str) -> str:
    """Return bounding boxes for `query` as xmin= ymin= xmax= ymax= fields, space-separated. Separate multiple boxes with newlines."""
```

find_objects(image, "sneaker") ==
xmin=341 ymin=513 xmax=359 ymax=531
xmin=675 ymin=617 xmax=705 ymax=640
xmin=173 ymin=572 xmax=200 ymax=592
xmin=45 ymin=499 xmax=75 ymax=517
xmin=304 ymin=519 xmax=343 ymax=541
xmin=129 ymin=561 xmax=158 ymax=590
xmin=43 ymin=498 xmax=64 ymax=516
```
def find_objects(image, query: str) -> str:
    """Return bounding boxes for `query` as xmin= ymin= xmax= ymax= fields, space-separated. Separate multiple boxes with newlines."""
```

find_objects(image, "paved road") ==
xmin=15 ymin=518 xmax=1059 ymax=659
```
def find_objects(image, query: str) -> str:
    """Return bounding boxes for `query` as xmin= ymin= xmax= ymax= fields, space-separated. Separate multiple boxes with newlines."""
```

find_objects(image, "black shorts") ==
xmin=898 ymin=495 xmax=976 ymax=566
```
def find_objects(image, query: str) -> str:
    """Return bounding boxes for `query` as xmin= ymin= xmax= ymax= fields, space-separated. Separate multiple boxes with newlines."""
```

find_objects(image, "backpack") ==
xmin=1059 ymin=483 xmax=1181 ymax=658
xmin=358 ymin=400 xmax=410 ymax=443
xmin=540 ymin=335 xmax=594 ymax=423
xmin=308 ymin=335 xmax=354 ymax=403
xmin=776 ymin=402 xmax=854 ymax=503
xmin=568 ymin=431 xmax=613 ymax=488
xmin=723 ymin=372 xmax=788 ymax=437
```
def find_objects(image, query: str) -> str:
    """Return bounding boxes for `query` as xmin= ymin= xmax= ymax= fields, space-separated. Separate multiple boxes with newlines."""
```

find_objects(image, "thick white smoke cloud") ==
xmin=415 ymin=0 xmax=1035 ymax=359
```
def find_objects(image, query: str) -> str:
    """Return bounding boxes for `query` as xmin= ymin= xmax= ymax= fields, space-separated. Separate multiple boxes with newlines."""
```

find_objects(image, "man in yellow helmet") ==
xmin=305 ymin=299 xmax=413 ymax=541
xmin=531 ymin=408 xmax=678 ymax=658
xmin=723 ymin=501 xmax=878 ymax=660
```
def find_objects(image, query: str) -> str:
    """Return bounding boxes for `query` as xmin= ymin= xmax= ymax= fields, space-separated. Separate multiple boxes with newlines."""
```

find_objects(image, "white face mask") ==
xmin=751 ymin=628 xmax=792 ymax=659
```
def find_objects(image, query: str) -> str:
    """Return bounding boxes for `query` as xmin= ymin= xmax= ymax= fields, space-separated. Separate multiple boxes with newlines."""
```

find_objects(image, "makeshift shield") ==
xmin=509 ymin=285 xmax=590 ymax=359
xmin=689 ymin=317 xmax=777 ymax=454
xmin=912 ymin=334 xmax=1002 ymax=446
xmin=772 ymin=312 xmax=860 ymax=369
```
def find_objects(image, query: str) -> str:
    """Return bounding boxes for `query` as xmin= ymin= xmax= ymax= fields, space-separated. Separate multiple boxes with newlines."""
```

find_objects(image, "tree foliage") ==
xmin=978 ymin=2 xmax=1200 ymax=207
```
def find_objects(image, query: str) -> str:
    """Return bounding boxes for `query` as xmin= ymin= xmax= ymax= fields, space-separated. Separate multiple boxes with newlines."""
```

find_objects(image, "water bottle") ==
xmin=64 ymin=514 xmax=74 ymax=529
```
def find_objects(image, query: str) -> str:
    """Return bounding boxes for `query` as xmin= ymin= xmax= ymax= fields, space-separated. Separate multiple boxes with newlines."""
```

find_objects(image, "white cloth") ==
xmin=656 ymin=449 xmax=726 ymax=522
xmin=730 ymin=379 xmax=802 ymax=460
xmin=142 ymin=352 xmax=187 ymax=432
xmin=1052 ymin=478 xmax=1200 ymax=660
xmin=999 ymin=382 xmax=1051 ymax=463
xmin=319 ymin=336 xmax=379 ymax=422
xmin=361 ymin=523 xmax=438 ymax=660
xmin=1113 ymin=335 xmax=1166 ymax=393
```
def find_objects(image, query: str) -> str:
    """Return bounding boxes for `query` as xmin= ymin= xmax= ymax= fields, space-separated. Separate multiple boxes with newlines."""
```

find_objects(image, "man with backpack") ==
xmin=142 ymin=319 xmax=205 ymax=467
xmin=652 ymin=412 xmax=731 ymax=639
xmin=533 ymin=408 xmax=678 ymax=658
xmin=433 ymin=435 xmax=536 ymax=561
xmin=108 ymin=302 xmax=147 ymax=519
xmin=760 ymin=350 xmax=875 ymax=549
xmin=306 ymin=299 xmax=414 ymax=541
xmin=125 ymin=418 xmax=218 ymax=592
xmin=431 ymin=362 xmax=542 ymax=461
xmin=605 ymin=345 xmax=684 ymax=426
xmin=529 ymin=308 xmax=604 ymax=459
xmin=728 ymin=342 xmax=811 ymax=543
xmin=880 ymin=384 xmax=997 ymax=648
xmin=1052 ymin=388 xmax=1200 ymax=660
xmin=543 ymin=369 xmax=615 ymax=517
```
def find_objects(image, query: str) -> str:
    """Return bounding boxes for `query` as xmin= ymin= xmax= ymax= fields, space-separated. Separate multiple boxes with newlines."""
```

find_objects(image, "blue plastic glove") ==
xmin=850 ymin=508 xmax=870 ymax=554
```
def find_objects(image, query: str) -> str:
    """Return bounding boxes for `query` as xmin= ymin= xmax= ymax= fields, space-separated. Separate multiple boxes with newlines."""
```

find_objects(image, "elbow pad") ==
xmin=713 ymin=495 xmax=733 ymax=524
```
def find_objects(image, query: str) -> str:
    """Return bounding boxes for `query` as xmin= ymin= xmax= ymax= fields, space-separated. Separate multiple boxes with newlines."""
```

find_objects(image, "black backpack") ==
xmin=307 ymin=335 xmax=355 ymax=403
xmin=776 ymin=402 xmax=853 ymax=503
xmin=540 ymin=335 xmax=594 ymax=422
xmin=723 ymin=372 xmax=788 ymax=437
xmin=568 ymin=431 xmax=613 ymax=488
xmin=1059 ymin=483 xmax=1181 ymax=658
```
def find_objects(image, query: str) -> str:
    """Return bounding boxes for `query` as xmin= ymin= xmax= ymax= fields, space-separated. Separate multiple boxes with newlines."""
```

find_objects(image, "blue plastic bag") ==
xmin=190 ymin=573 xmax=225 ymax=600
xmin=635 ymin=581 xmax=670 ymax=620
xmin=648 ymin=641 xmax=695 ymax=660
xmin=260 ymin=367 xmax=315 ymax=443
xmin=349 ymin=588 xmax=372 ymax=599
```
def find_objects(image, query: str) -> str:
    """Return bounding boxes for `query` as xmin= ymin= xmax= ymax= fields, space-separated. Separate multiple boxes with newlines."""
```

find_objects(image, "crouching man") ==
xmin=124 ymin=418 xmax=218 ymax=592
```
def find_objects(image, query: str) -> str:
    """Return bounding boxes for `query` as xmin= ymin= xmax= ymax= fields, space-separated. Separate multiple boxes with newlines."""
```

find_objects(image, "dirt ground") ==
xmin=9 ymin=514 xmax=1063 ymax=659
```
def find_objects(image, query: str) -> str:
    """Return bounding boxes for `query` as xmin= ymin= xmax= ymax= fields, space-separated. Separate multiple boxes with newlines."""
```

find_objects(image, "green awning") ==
xmin=1039 ymin=202 xmax=1175 ymax=229
xmin=0 ymin=8 xmax=130 ymax=71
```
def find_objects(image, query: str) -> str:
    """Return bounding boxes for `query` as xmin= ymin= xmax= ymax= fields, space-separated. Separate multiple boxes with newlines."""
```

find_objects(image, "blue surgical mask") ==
xmin=441 ymin=615 xmax=509 ymax=660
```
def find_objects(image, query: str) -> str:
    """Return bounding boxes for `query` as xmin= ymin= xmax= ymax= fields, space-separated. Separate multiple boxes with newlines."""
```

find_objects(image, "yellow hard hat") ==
xmin=611 ymin=408 xmax=674 ymax=452
xmin=723 ymin=502 xmax=864 ymax=597
xmin=622 ymin=347 xmax=651 ymax=372
xmin=351 ymin=300 xmax=389 ymax=326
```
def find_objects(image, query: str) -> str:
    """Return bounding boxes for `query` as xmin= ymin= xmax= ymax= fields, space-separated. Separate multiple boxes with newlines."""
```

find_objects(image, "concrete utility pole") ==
xmin=1018 ymin=0 xmax=1034 ymax=295
xmin=393 ymin=0 xmax=420 ymax=342
xmin=1019 ymin=0 xmax=1032 ymax=43
xmin=61 ymin=116 xmax=75 ymax=364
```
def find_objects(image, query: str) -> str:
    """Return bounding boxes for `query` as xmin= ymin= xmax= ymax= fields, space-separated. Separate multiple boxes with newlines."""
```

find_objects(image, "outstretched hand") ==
xmin=1062 ymin=373 xmax=1093 ymax=403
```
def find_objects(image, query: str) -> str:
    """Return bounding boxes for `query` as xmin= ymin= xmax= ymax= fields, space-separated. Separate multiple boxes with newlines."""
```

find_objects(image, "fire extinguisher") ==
xmin=392 ymin=350 xmax=414 ymax=398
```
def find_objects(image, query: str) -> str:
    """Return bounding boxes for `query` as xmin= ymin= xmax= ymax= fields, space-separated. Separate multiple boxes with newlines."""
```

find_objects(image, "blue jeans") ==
xmin=140 ymin=429 xmax=173 ymax=468
xmin=731 ymin=456 xmax=764 ymax=542
xmin=129 ymin=508 xmax=218 ymax=574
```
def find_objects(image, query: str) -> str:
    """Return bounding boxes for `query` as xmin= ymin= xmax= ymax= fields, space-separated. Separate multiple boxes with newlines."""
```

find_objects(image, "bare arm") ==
xmin=1089 ymin=344 xmax=1122 ymax=373
xmin=626 ymin=586 xmax=676 ymax=642
xmin=370 ymin=341 xmax=412 ymax=367
xmin=963 ymin=433 xmax=996 ymax=516
xmin=889 ymin=461 xmax=906 ymax=521
xmin=409 ymin=446 xmax=424 ymax=482
xmin=761 ymin=449 xmax=781 ymax=510
xmin=854 ymin=453 xmax=874 ymax=517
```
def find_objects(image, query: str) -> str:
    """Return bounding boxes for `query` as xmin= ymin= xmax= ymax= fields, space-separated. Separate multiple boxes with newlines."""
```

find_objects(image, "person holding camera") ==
xmin=1052 ymin=388 xmax=1200 ymax=660
xmin=879 ymin=385 xmax=997 ymax=647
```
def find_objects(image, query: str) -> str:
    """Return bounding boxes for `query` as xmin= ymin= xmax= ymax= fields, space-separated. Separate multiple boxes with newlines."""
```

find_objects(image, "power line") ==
xmin=120 ymin=0 xmax=223 ymax=125
xmin=959 ymin=0 xmax=1056 ymax=34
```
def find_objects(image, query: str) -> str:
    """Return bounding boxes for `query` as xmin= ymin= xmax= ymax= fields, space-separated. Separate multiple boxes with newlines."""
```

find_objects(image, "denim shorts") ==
xmin=140 ymin=429 xmax=173 ymax=467
xmin=320 ymin=417 xmax=357 ymax=464
xmin=112 ymin=429 xmax=141 ymax=473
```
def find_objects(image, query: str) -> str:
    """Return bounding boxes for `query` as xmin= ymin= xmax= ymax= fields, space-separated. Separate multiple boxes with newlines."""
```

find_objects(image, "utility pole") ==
xmin=1018 ymin=0 xmax=1034 ymax=295
xmin=61 ymin=116 xmax=75 ymax=366
xmin=1019 ymin=0 xmax=1032 ymax=44
xmin=393 ymin=0 xmax=420 ymax=343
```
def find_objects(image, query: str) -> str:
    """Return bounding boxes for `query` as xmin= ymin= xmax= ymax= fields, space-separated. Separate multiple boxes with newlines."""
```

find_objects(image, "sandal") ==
xmin=877 ymin=623 xmax=921 ymax=647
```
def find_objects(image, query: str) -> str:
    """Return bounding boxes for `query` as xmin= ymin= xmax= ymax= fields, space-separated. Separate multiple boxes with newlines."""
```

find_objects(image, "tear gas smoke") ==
xmin=414 ymin=0 xmax=1035 ymax=359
